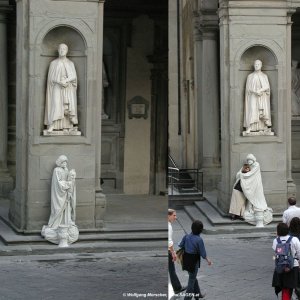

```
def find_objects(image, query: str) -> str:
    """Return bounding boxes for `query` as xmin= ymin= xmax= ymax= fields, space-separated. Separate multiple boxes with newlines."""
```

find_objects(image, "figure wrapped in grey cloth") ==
xmin=41 ymin=155 xmax=79 ymax=246
xmin=229 ymin=154 xmax=273 ymax=226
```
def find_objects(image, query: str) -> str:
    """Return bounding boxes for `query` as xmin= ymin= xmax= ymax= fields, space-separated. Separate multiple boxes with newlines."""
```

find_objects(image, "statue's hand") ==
xmin=60 ymin=81 xmax=68 ymax=88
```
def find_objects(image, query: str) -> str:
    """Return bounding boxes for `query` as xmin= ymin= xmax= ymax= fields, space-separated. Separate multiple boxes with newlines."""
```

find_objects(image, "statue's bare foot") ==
xmin=245 ymin=128 xmax=251 ymax=134
xmin=48 ymin=125 xmax=54 ymax=132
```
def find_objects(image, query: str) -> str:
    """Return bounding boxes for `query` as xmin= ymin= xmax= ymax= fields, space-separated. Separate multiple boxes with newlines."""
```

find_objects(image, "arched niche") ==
xmin=39 ymin=26 xmax=87 ymax=136
xmin=239 ymin=46 xmax=278 ymax=135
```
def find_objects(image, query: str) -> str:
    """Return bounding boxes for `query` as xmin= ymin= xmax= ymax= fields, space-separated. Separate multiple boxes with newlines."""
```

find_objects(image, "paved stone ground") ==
xmin=169 ymin=220 xmax=281 ymax=300
xmin=0 ymin=251 xmax=167 ymax=300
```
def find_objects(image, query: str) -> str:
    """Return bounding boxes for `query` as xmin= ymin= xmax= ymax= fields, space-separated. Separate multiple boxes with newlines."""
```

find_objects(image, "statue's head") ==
xmin=69 ymin=169 xmax=76 ymax=179
xmin=292 ymin=60 xmax=298 ymax=68
xmin=58 ymin=43 xmax=68 ymax=57
xmin=246 ymin=153 xmax=256 ymax=165
xmin=56 ymin=155 xmax=68 ymax=167
xmin=254 ymin=60 xmax=262 ymax=71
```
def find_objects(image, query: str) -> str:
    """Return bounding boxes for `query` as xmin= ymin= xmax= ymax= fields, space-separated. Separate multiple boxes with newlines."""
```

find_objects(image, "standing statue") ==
xmin=243 ymin=60 xmax=273 ymax=135
xmin=291 ymin=60 xmax=300 ymax=117
xmin=229 ymin=153 xmax=273 ymax=227
xmin=44 ymin=43 xmax=81 ymax=135
xmin=41 ymin=155 xmax=79 ymax=247
xmin=102 ymin=62 xmax=109 ymax=120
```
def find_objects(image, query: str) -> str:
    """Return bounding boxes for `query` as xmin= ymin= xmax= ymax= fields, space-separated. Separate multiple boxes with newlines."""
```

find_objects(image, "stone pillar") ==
xmin=11 ymin=0 xmax=106 ymax=231
xmin=0 ymin=2 xmax=13 ymax=197
xmin=193 ymin=5 xmax=220 ymax=190
xmin=218 ymin=0 xmax=298 ymax=214
xmin=287 ymin=8 xmax=297 ymax=197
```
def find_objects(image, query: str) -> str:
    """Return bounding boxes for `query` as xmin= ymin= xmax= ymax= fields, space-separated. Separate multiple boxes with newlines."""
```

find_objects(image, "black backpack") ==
xmin=275 ymin=236 xmax=294 ymax=274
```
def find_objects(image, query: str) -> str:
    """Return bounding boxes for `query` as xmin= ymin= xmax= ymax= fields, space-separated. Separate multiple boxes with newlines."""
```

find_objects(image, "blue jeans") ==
xmin=184 ymin=266 xmax=201 ymax=300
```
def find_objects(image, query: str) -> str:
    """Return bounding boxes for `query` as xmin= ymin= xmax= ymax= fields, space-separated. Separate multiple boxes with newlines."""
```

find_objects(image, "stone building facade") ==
xmin=0 ymin=0 xmax=168 ymax=232
xmin=169 ymin=0 xmax=300 ymax=214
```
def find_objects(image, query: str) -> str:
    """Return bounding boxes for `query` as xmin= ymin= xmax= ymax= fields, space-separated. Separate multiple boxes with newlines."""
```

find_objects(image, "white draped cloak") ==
xmin=48 ymin=167 xmax=76 ymax=229
xmin=243 ymin=71 xmax=271 ymax=129
xmin=44 ymin=57 xmax=78 ymax=126
xmin=238 ymin=162 xmax=268 ymax=211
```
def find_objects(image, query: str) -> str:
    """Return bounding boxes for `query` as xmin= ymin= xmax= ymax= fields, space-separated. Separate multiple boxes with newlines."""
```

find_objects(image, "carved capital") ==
xmin=193 ymin=8 xmax=219 ymax=41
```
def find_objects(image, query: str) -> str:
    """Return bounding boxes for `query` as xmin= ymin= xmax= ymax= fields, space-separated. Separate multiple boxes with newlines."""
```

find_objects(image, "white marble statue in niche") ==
xmin=243 ymin=59 xmax=274 ymax=136
xmin=44 ymin=43 xmax=81 ymax=136
xmin=101 ymin=62 xmax=109 ymax=120
xmin=229 ymin=153 xmax=273 ymax=227
xmin=291 ymin=60 xmax=300 ymax=117
xmin=41 ymin=155 xmax=79 ymax=247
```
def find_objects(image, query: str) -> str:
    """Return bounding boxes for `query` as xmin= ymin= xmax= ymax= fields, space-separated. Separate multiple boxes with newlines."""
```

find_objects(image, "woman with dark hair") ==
xmin=272 ymin=222 xmax=300 ymax=300
xmin=289 ymin=217 xmax=300 ymax=239
xmin=178 ymin=220 xmax=212 ymax=300
xmin=289 ymin=217 xmax=300 ymax=299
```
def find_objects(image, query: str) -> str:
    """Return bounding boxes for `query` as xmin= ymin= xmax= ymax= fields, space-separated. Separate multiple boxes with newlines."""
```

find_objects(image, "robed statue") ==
xmin=44 ymin=43 xmax=81 ymax=135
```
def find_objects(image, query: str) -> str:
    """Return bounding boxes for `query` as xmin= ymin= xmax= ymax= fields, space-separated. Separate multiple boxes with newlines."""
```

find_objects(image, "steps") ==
xmin=177 ymin=193 xmax=282 ymax=235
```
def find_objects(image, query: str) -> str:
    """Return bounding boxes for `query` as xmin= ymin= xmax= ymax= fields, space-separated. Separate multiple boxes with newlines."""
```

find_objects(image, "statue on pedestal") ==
xmin=101 ymin=62 xmax=109 ymax=120
xmin=41 ymin=155 xmax=79 ymax=247
xmin=291 ymin=60 xmax=300 ymax=117
xmin=229 ymin=153 xmax=273 ymax=227
xmin=43 ymin=43 xmax=81 ymax=136
xmin=243 ymin=60 xmax=274 ymax=136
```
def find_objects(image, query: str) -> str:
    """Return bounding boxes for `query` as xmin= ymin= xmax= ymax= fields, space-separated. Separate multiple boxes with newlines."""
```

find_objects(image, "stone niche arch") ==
xmin=39 ymin=26 xmax=87 ymax=135
xmin=239 ymin=46 xmax=278 ymax=135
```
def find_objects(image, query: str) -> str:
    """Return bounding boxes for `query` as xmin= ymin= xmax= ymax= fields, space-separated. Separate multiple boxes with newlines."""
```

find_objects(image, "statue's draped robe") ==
xmin=44 ymin=57 xmax=78 ymax=129
xmin=48 ymin=167 xmax=76 ymax=228
xmin=244 ymin=71 xmax=271 ymax=131
xmin=292 ymin=66 xmax=300 ymax=116
xmin=41 ymin=166 xmax=78 ymax=244
xmin=229 ymin=162 xmax=273 ymax=225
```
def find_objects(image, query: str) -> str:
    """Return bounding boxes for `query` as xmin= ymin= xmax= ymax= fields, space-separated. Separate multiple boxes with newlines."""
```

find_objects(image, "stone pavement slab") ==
xmin=169 ymin=217 xmax=281 ymax=300
xmin=0 ymin=250 xmax=168 ymax=300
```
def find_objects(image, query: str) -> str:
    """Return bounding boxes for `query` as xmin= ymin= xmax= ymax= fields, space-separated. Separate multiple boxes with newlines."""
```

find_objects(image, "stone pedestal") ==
xmin=11 ymin=0 xmax=106 ymax=232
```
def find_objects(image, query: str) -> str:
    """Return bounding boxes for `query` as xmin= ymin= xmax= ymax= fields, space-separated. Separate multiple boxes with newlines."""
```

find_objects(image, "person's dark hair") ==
xmin=277 ymin=222 xmax=289 ymax=237
xmin=191 ymin=220 xmax=203 ymax=235
xmin=168 ymin=209 xmax=176 ymax=216
xmin=289 ymin=217 xmax=300 ymax=237
xmin=288 ymin=197 xmax=297 ymax=206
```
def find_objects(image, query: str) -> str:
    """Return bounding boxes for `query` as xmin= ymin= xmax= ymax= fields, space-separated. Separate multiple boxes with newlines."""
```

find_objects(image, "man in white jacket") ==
xmin=283 ymin=197 xmax=300 ymax=226
xmin=168 ymin=209 xmax=186 ymax=294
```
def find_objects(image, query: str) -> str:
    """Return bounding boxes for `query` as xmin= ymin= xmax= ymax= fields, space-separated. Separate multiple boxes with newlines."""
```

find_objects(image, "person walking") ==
xmin=272 ymin=222 xmax=300 ymax=300
xmin=168 ymin=209 xmax=186 ymax=294
xmin=179 ymin=220 xmax=212 ymax=300
xmin=289 ymin=217 xmax=300 ymax=299
xmin=283 ymin=197 xmax=300 ymax=226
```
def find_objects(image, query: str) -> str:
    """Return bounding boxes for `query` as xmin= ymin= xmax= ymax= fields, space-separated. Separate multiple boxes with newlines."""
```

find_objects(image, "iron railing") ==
xmin=168 ymin=156 xmax=203 ymax=196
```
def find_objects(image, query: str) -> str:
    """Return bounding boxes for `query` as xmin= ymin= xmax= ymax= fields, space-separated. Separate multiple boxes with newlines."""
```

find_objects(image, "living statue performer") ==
xmin=244 ymin=60 xmax=272 ymax=134
xmin=44 ymin=43 xmax=78 ymax=133
xmin=41 ymin=155 xmax=79 ymax=247
xmin=229 ymin=153 xmax=273 ymax=227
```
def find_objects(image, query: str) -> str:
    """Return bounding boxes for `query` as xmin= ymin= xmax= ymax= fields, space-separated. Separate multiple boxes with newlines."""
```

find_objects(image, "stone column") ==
xmin=0 ymin=2 xmax=13 ymax=197
xmin=287 ymin=8 xmax=297 ymax=197
xmin=193 ymin=7 xmax=220 ymax=190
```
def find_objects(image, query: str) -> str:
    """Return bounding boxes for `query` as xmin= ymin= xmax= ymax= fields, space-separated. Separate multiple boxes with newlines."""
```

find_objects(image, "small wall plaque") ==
xmin=127 ymin=96 xmax=149 ymax=119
